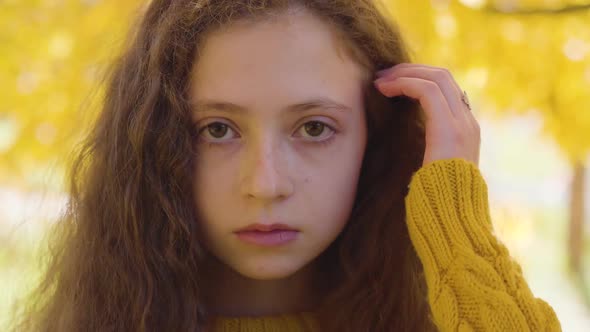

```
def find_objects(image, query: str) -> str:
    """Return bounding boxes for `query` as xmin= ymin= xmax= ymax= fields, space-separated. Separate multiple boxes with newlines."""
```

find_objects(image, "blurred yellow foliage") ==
xmin=0 ymin=0 xmax=144 ymax=188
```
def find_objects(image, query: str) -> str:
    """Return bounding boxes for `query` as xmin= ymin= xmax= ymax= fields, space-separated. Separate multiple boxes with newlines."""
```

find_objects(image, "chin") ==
xmin=232 ymin=258 xmax=309 ymax=281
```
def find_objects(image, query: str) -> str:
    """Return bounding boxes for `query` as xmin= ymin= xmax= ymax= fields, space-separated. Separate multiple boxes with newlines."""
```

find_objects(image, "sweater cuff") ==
xmin=405 ymin=158 xmax=500 ymax=280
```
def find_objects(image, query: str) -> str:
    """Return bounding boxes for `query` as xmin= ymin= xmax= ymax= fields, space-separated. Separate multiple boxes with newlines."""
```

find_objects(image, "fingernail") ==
xmin=373 ymin=77 xmax=389 ymax=85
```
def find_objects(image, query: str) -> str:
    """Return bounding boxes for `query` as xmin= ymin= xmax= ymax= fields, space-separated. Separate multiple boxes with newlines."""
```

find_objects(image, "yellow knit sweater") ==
xmin=210 ymin=158 xmax=562 ymax=331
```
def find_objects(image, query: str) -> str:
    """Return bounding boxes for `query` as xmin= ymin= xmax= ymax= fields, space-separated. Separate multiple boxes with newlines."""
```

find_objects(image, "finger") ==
xmin=463 ymin=99 xmax=480 ymax=138
xmin=376 ymin=65 xmax=468 ymax=121
xmin=394 ymin=64 xmax=480 ymax=136
xmin=377 ymin=63 xmax=464 ymax=96
xmin=374 ymin=76 xmax=455 ymax=128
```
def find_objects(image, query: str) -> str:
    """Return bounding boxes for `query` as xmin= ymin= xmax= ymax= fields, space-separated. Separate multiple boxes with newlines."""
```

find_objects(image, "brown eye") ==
xmin=206 ymin=122 xmax=229 ymax=139
xmin=304 ymin=121 xmax=325 ymax=137
xmin=195 ymin=121 xmax=239 ymax=145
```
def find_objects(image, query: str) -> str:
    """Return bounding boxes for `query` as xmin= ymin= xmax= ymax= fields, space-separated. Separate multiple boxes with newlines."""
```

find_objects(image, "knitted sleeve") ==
xmin=404 ymin=158 xmax=562 ymax=332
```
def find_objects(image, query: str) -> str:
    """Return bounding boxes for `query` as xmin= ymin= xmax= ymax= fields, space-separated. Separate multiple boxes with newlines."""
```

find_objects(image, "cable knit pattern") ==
xmin=405 ymin=158 xmax=561 ymax=332
xmin=209 ymin=311 xmax=319 ymax=332
xmin=209 ymin=158 xmax=562 ymax=332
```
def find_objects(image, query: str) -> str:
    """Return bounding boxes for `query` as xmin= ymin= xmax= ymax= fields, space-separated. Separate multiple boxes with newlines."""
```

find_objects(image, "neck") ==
xmin=201 ymin=254 xmax=328 ymax=317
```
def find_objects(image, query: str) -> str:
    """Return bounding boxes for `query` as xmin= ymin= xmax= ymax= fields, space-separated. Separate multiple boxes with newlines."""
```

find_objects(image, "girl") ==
xmin=12 ymin=0 xmax=562 ymax=331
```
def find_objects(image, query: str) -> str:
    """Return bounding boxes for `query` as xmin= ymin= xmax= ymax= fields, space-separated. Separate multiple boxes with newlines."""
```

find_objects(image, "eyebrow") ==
xmin=191 ymin=97 xmax=353 ymax=114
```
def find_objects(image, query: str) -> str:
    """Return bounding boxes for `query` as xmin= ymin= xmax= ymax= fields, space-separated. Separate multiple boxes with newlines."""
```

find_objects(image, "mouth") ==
xmin=235 ymin=222 xmax=299 ymax=232
xmin=234 ymin=229 xmax=300 ymax=247
xmin=234 ymin=223 xmax=300 ymax=246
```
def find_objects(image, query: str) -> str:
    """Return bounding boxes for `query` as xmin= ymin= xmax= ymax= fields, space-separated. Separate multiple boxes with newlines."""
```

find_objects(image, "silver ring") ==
xmin=461 ymin=90 xmax=472 ymax=110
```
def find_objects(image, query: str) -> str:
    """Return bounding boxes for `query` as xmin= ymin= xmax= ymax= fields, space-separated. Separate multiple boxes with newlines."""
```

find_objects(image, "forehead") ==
xmin=189 ymin=10 xmax=366 ymax=111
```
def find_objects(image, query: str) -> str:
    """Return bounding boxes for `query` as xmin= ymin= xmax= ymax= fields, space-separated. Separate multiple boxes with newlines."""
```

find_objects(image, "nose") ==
xmin=240 ymin=136 xmax=294 ymax=202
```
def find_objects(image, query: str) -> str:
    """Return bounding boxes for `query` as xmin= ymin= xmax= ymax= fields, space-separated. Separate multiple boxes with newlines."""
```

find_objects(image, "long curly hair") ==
xmin=11 ymin=0 xmax=436 ymax=331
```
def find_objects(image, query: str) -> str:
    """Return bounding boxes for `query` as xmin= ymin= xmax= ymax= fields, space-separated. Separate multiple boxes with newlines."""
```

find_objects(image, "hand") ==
xmin=373 ymin=63 xmax=480 ymax=168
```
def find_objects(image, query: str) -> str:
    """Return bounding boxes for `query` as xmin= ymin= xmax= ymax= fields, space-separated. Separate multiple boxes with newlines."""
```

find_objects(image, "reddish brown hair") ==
xmin=12 ymin=0 xmax=435 ymax=331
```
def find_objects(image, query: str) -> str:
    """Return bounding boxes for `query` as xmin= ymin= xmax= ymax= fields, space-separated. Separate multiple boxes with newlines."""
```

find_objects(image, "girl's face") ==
xmin=189 ymin=9 xmax=367 ymax=280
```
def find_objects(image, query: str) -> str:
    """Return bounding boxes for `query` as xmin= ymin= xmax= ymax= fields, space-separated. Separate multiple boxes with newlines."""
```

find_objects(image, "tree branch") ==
xmin=483 ymin=4 xmax=590 ymax=15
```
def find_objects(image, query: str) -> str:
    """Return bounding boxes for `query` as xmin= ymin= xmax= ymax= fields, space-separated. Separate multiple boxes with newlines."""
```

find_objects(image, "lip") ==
xmin=235 ymin=229 xmax=299 ymax=246
xmin=235 ymin=223 xmax=299 ymax=232
xmin=234 ymin=222 xmax=300 ymax=247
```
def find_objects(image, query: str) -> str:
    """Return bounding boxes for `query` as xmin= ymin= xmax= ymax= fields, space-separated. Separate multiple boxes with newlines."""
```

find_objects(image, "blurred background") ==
xmin=1 ymin=0 xmax=590 ymax=330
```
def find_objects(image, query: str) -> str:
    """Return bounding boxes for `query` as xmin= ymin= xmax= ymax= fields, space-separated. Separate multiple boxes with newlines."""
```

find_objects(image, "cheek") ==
xmin=312 ymin=168 xmax=360 ymax=212
xmin=192 ymin=162 xmax=239 ymax=252
xmin=192 ymin=161 xmax=236 ymax=218
xmin=303 ymin=149 xmax=364 ymax=226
